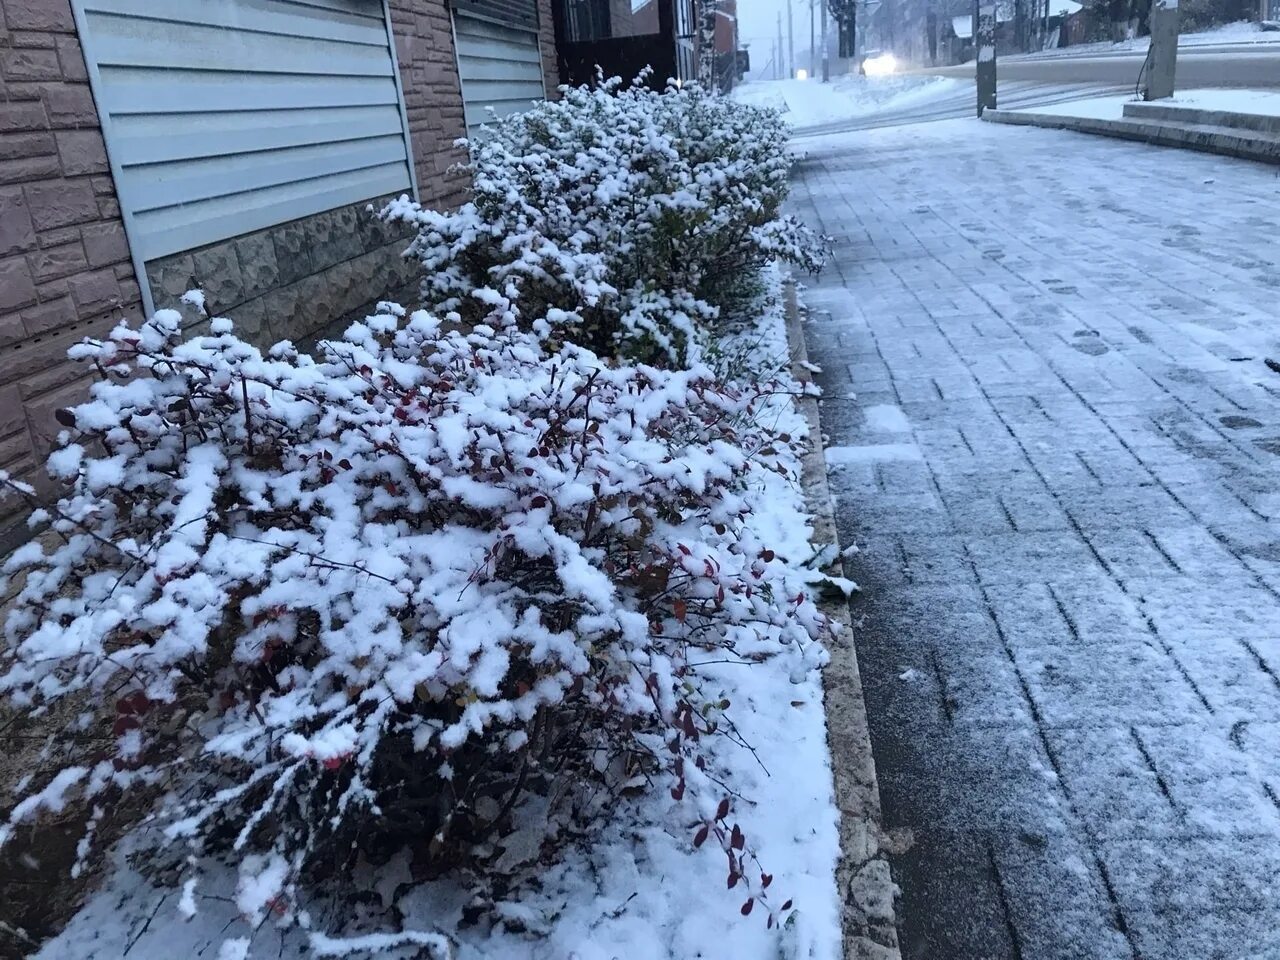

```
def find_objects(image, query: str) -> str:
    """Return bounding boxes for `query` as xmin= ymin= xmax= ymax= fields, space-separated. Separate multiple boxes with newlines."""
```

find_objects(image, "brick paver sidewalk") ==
xmin=794 ymin=121 xmax=1280 ymax=959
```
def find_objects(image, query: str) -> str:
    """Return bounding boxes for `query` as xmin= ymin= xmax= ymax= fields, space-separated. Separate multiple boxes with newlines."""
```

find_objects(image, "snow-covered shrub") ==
xmin=0 ymin=302 xmax=828 ymax=932
xmin=382 ymin=78 xmax=826 ymax=367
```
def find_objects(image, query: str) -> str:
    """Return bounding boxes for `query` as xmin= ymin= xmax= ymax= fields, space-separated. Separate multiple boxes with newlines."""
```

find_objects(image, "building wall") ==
xmin=0 ymin=0 xmax=143 ymax=548
xmin=0 ymin=0 xmax=560 ymax=551
xmin=715 ymin=0 xmax=738 ymax=54
xmin=389 ymin=0 xmax=471 ymax=208
xmin=537 ymin=0 xmax=561 ymax=94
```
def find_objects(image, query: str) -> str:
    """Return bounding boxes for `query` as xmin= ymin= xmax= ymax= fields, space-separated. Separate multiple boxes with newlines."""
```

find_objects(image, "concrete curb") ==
xmin=983 ymin=107 xmax=1280 ymax=165
xmin=783 ymin=279 xmax=902 ymax=960
xmin=1123 ymin=100 xmax=1280 ymax=134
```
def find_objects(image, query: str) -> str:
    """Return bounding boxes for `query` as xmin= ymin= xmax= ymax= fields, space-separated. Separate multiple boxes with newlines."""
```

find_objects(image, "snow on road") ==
xmin=793 ymin=118 xmax=1280 ymax=958
xmin=1006 ymin=18 xmax=1280 ymax=60
xmin=734 ymin=75 xmax=963 ymax=129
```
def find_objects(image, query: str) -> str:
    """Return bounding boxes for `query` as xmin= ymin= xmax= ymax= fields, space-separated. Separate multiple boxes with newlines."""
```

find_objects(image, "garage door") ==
xmin=71 ymin=0 xmax=416 ymax=263
xmin=452 ymin=4 xmax=547 ymax=135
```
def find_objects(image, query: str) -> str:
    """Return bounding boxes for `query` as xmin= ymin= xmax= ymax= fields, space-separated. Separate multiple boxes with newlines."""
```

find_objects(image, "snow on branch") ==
xmin=381 ymin=77 xmax=826 ymax=368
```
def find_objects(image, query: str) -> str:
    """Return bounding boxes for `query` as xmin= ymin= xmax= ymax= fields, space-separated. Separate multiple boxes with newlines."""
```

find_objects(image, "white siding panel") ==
xmin=109 ymin=105 xmax=406 ymax=165
xmin=84 ymin=15 xmax=395 ymax=76
xmin=453 ymin=12 xmax=545 ymax=136
xmin=122 ymin=136 xmax=407 ymax=212
xmin=83 ymin=0 xmax=385 ymax=44
xmin=133 ymin=163 xmax=411 ymax=261
xmin=74 ymin=0 xmax=414 ymax=263
xmin=96 ymin=68 xmax=400 ymax=115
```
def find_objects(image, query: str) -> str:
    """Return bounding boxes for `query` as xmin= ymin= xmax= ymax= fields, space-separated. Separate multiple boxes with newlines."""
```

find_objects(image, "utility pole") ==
xmin=787 ymin=0 xmax=796 ymax=78
xmin=1144 ymin=0 xmax=1180 ymax=99
xmin=821 ymin=0 xmax=830 ymax=81
xmin=810 ymin=0 xmax=817 ymax=77
xmin=777 ymin=12 xmax=786 ymax=78
xmin=975 ymin=0 xmax=997 ymax=115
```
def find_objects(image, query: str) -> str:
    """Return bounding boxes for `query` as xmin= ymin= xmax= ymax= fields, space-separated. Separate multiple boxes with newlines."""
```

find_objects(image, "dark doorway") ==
xmin=552 ymin=0 xmax=696 ymax=88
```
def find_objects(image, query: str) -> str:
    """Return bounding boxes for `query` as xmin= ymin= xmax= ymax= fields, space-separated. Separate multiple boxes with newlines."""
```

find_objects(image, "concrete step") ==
xmin=1123 ymin=100 xmax=1280 ymax=134
xmin=982 ymin=108 xmax=1280 ymax=165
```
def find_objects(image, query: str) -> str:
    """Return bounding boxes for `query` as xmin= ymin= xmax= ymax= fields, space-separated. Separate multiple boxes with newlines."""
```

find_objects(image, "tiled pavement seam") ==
xmin=785 ymin=281 xmax=902 ymax=960
xmin=791 ymin=120 xmax=1280 ymax=960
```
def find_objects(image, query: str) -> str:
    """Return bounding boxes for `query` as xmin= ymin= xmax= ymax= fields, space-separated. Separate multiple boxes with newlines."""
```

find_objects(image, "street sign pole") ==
xmin=975 ymin=1 xmax=997 ymax=116
xmin=1144 ymin=0 xmax=1180 ymax=100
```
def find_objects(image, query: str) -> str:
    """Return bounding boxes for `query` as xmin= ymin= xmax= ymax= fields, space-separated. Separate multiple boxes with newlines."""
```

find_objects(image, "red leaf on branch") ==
xmin=693 ymin=824 xmax=709 ymax=848
xmin=716 ymin=798 xmax=730 ymax=820
xmin=673 ymin=599 xmax=687 ymax=622
xmin=740 ymin=898 xmax=754 ymax=916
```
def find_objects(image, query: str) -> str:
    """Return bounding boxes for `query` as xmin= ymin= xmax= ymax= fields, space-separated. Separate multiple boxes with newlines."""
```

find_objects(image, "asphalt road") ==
xmin=926 ymin=43 xmax=1280 ymax=88
xmin=793 ymin=43 xmax=1280 ymax=138
xmin=792 ymin=80 xmax=1132 ymax=137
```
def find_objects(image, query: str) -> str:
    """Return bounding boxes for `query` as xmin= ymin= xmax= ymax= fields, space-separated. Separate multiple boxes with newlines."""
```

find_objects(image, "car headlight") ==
xmin=863 ymin=53 xmax=898 ymax=76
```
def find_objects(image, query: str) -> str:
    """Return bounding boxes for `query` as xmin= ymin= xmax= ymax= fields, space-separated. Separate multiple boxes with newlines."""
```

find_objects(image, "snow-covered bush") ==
xmin=0 ymin=302 xmax=828 ymax=933
xmin=382 ymin=78 xmax=825 ymax=367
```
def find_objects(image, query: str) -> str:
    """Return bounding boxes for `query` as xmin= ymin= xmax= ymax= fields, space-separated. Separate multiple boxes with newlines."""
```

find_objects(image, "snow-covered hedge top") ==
xmin=383 ymin=77 xmax=826 ymax=367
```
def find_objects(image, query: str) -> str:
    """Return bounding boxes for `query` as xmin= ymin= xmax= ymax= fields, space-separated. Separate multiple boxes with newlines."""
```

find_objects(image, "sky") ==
xmin=735 ymin=0 xmax=818 ymax=61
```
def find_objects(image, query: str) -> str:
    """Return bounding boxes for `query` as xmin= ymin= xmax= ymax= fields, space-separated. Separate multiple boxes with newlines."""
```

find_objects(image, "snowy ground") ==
xmin=733 ymin=75 xmax=964 ymax=129
xmin=34 ymin=271 xmax=845 ymax=960
xmin=1027 ymin=86 xmax=1280 ymax=118
xmin=1008 ymin=18 xmax=1280 ymax=60
xmin=792 ymin=118 xmax=1280 ymax=958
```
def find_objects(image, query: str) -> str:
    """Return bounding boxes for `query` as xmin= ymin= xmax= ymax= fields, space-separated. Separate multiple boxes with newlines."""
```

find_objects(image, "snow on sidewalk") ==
xmin=1024 ymin=86 xmax=1280 ymax=119
xmin=36 ymin=270 xmax=846 ymax=960
xmin=793 ymin=119 xmax=1280 ymax=958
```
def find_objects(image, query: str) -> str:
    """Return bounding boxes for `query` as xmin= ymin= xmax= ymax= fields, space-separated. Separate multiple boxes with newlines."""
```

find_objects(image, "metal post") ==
xmin=1144 ymin=0 xmax=1180 ymax=99
xmin=975 ymin=0 xmax=997 ymax=116
xmin=821 ymin=0 xmax=830 ymax=80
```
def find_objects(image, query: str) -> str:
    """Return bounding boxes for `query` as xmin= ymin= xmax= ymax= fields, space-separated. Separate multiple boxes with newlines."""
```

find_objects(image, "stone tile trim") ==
xmin=0 ymin=0 xmax=144 ymax=546
xmin=784 ymin=280 xmax=903 ymax=960
xmin=145 ymin=196 xmax=419 ymax=348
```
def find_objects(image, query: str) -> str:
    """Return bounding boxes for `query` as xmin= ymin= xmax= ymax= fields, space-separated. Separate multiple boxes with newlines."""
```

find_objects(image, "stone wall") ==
xmin=145 ymin=197 xmax=420 ymax=348
xmin=0 ymin=0 xmax=143 ymax=553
